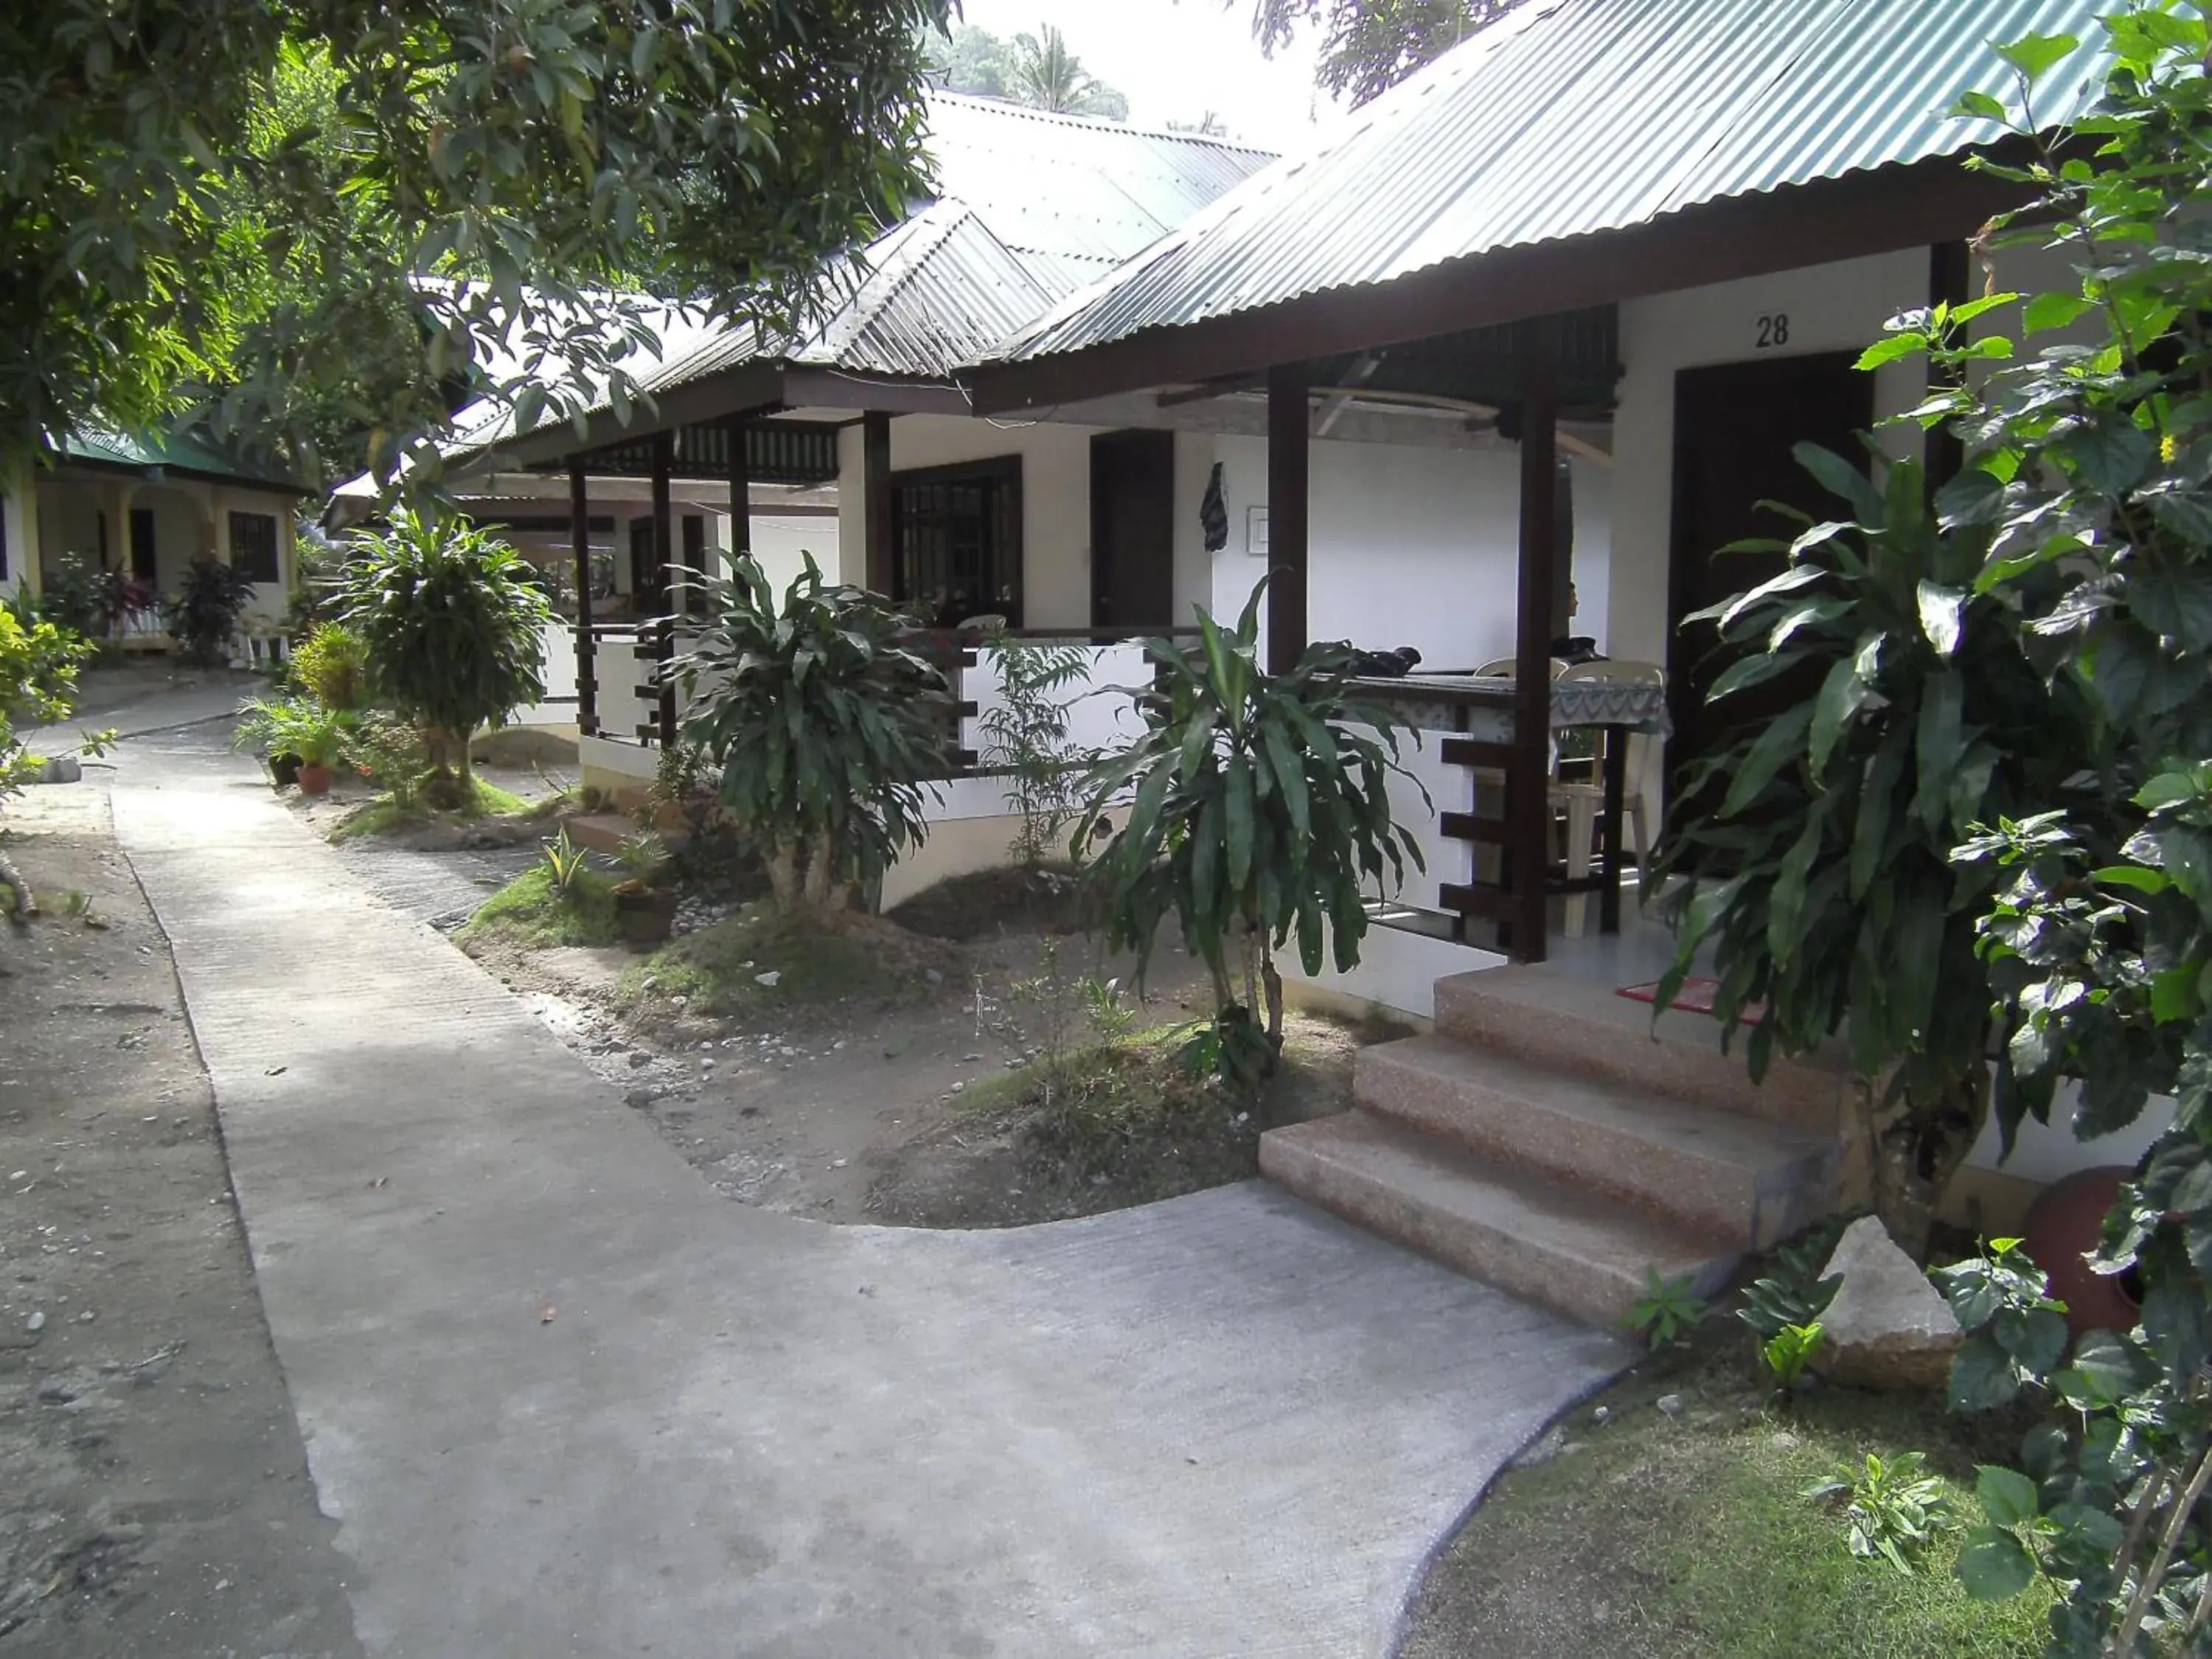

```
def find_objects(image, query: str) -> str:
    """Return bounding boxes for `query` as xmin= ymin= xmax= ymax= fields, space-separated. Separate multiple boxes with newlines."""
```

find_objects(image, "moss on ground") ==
xmin=1400 ymin=1314 xmax=2056 ymax=1659
xmin=454 ymin=865 xmax=619 ymax=950
xmin=335 ymin=775 xmax=537 ymax=841
xmin=616 ymin=904 xmax=956 ymax=1020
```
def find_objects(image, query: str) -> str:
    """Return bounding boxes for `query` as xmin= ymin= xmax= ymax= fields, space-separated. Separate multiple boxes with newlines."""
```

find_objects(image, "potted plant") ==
xmin=233 ymin=697 xmax=350 ymax=795
xmin=611 ymin=830 xmax=676 ymax=948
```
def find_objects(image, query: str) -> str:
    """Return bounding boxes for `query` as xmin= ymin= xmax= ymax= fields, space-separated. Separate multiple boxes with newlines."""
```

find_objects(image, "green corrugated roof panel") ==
xmin=58 ymin=426 xmax=308 ymax=493
xmin=998 ymin=0 xmax=2113 ymax=364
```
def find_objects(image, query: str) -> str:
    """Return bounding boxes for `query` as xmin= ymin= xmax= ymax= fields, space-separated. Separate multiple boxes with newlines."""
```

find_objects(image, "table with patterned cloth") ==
xmin=1349 ymin=673 xmax=1672 ymax=742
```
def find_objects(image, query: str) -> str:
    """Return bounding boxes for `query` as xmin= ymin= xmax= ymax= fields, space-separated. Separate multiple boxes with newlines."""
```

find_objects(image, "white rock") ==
xmin=25 ymin=1311 xmax=45 ymax=1332
xmin=755 ymin=971 xmax=782 ymax=988
xmin=1813 ymin=1215 xmax=1964 ymax=1391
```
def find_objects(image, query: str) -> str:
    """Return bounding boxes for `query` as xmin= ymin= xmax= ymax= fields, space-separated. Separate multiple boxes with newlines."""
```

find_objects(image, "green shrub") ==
xmin=166 ymin=554 xmax=259 ymax=665
xmin=288 ymin=621 xmax=369 ymax=711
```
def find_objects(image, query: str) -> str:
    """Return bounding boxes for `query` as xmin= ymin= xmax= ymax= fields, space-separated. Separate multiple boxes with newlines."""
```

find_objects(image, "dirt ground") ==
xmin=459 ymin=866 xmax=1379 ymax=1228
xmin=0 ymin=775 xmax=361 ymax=1656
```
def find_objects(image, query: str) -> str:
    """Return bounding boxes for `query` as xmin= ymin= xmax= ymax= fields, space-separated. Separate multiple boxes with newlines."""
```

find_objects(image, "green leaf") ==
xmin=1718 ymin=706 xmax=1814 ymax=818
xmin=1992 ymin=31 xmax=2080 ymax=83
xmin=1792 ymin=443 xmax=1884 ymax=523
xmin=2094 ymin=864 xmax=2169 ymax=894
xmin=1950 ymin=1331 xmax=2023 ymax=1411
xmin=1955 ymin=1526 xmax=2039 ymax=1601
xmin=1975 ymin=1466 xmax=2041 ymax=1530
xmin=1807 ymin=656 xmax=1870 ymax=775
xmin=1952 ymin=89 xmax=2008 ymax=123
xmin=2023 ymin=291 xmax=2093 ymax=333
xmin=2066 ymin=418 xmax=2155 ymax=496
xmin=1855 ymin=334 xmax=1927 ymax=370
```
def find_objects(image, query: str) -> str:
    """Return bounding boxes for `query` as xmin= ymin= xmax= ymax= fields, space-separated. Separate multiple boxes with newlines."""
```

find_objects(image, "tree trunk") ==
xmin=1262 ymin=958 xmax=1284 ymax=1046
xmin=1871 ymin=1067 xmax=1986 ymax=1262
xmin=800 ymin=838 xmax=836 ymax=911
xmin=0 ymin=846 xmax=35 ymax=922
xmin=765 ymin=842 xmax=800 ymax=911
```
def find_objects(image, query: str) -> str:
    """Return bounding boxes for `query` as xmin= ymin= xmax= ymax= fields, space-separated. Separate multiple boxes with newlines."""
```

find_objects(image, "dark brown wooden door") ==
xmin=1090 ymin=429 xmax=1175 ymax=631
xmin=1666 ymin=352 xmax=1874 ymax=803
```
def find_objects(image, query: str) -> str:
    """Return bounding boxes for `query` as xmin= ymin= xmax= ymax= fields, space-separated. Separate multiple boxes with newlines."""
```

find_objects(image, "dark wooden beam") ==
xmin=863 ymin=412 xmax=894 ymax=596
xmin=651 ymin=430 xmax=677 ymax=749
xmin=971 ymin=155 xmax=2029 ymax=417
xmin=726 ymin=412 xmax=753 ymax=575
xmin=1510 ymin=318 xmax=1561 ymax=964
xmin=569 ymin=458 xmax=597 ymax=737
xmin=1155 ymin=373 xmax=1267 ymax=408
xmin=1266 ymin=363 xmax=1310 ymax=678
xmin=778 ymin=369 xmax=975 ymax=417
xmin=495 ymin=362 xmax=786 ymax=470
xmin=1927 ymin=240 xmax=1972 ymax=492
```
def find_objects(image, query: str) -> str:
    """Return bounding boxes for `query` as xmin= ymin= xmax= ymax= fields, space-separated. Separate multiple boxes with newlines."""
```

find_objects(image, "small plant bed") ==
xmin=866 ymin=1011 xmax=1371 ymax=1228
xmin=331 ymin=775 xmax=544 ymax=842
xmin=886 ymin=864 xmax=1090 ymax=942
xmin=453 ymin=863 xmax=621 ymax=952
xmin=616 ymin=904 xmax=961 ymax=1029
xmin=1400 ymin=1293 xmax=2054 ymax=1659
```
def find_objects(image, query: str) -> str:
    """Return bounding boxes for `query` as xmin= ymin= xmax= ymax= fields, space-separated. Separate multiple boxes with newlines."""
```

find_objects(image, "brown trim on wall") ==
xmin=970 ymin=156 xmax=2030 ymax=416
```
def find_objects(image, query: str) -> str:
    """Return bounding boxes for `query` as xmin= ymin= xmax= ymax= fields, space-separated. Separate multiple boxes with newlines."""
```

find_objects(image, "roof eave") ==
xmin=970 ymin=147 xmax=2037 ymax=417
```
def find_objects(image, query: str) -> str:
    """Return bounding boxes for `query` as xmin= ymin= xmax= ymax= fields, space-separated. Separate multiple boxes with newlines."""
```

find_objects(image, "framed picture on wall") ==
xmin=1246 ymin=506 xmax=1269 ymax=559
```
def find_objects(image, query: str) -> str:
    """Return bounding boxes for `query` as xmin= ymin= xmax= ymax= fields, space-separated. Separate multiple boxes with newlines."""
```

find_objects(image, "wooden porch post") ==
xmin=726 ymin=415 xmax=753 ymax=577
xmin=651 ymin=431 xmax=678 ymax=750
xmin=569 ymin=457 xmax=597 ymax=737
xmin=1511 ymin=318 xmax=1562 ymax=963
xmin=863 ymin=411 xmax=894 ymax=596
xmin=1266 ymin=363 xmax=1310 ymax=677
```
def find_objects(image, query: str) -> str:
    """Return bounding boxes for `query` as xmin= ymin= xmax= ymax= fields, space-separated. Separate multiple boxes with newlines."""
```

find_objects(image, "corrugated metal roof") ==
xmin=59 ymin=426 xmax=307 ymax=493
xmin=411 ymin=95 xmax=1274 ymax=468
xmin=998 ymin=0 xmax=2113 ymax=364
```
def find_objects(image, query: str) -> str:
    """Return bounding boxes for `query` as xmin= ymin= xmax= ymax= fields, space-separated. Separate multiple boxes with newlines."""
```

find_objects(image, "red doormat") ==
xmin=1616 ymin=977 xmax=1765 ymax=1026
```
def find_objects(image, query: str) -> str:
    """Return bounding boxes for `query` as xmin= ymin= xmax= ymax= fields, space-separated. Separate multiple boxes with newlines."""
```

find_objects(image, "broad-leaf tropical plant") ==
xmin=0 ymin=603 xmax=111 ymax=917
xmin=1650 ymin=445 xmax=2087 ymax=1255
xmin=1075 ymin=577 xmax=1424 ymax=1081
xmin=678 ymin=555 xmax=952 ymax=915
xmin=338 ymin=508 xmax=551 ymax=803
xmin=1867 ymin=8 xmax=2212 ymax=1649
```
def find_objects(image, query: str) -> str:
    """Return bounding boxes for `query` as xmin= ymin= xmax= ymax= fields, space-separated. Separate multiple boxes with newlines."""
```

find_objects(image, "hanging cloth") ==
xmin=1199 ymin=462 xmax=1229 ymax=554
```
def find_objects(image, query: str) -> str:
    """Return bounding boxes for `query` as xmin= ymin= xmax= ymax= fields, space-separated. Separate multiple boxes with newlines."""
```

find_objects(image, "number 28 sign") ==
xmin=1756 ymin=313 xmax=1792 ymax=349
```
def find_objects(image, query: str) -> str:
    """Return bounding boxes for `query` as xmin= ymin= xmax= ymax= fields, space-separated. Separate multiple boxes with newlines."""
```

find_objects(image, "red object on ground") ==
xmin=2021 ymin=1166 xmax=2140 ymax=1340
xmin=296 ymin=764 xmax=334 ymax=797
xmin=1615 ymin=978 xmax=1765 ymax=1026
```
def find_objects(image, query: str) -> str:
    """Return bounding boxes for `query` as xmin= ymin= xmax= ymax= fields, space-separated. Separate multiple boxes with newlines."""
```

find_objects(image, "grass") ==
xmin=335 ymin=775 xmax=536 ymax=841
xmin=616 ymin=902 xmax=952 ymax=1020
xmin=1402 ymin=1312 xmax=2057 ymax=1659
xmin=453 ymin=864 xmax=620 ymax=951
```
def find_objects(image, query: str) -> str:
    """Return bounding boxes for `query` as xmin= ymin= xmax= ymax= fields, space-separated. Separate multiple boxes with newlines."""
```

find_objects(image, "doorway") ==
xmin=128 ymin=507 xmax=157 ymax=585
xmin=1666 ymin=352 xmax=1874 ymax=801
xmin=1089 ymin=429 xmax=1175 ymax=631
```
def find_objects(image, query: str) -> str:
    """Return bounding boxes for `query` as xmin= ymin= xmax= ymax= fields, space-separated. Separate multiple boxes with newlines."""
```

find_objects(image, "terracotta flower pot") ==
xmin=2021 ymin=1165 xmax=2141 ymax=1340
xmin=296 ymin=763 xmax=335 ymax=797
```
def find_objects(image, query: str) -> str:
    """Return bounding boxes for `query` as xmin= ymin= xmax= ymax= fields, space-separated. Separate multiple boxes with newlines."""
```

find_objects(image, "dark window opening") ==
xmin=129 ymin=507 xmax=158 ymax=585
xmin=228 ymin=511 xmax=280 ymax=584
xmin=891 ymin=456 xmax=1023 ymax=629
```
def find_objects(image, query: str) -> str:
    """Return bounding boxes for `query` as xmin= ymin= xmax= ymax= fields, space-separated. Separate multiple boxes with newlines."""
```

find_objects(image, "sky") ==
xmin=947 ymin=0 xmax=1347 ymax=153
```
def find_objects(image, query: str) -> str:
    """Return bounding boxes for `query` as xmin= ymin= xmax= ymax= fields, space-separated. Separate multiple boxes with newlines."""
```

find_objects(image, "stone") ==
xmin=35 ymin=754 xmax=83 ymax=785
xmin=1812 ymin=1215 xmax=1964 ymax=1391
xmin=756 ymin=971 xmax=782 ymax=989
xmin=1655 ymin=1394 xmax=1683 ymax=1419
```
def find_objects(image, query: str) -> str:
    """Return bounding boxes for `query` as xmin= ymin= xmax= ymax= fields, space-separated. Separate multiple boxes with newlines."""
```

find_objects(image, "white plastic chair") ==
xmin=1553 ymin=660 xmax=1666 ymax=936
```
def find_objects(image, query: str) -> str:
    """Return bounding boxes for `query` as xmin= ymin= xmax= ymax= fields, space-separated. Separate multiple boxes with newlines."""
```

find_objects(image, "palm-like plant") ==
xmin=1008 ymin=24 xmax=1127 ymax=118
xmin=338 ymin=508 xmax=552 ymax=804
xmin=677 ymin=555 xmax=953 ymax=915
xmin=1076 ymin=580 xmax=1424 ymax=1079
xmin=1649 ymin=446 xmax=2087 ymax=1253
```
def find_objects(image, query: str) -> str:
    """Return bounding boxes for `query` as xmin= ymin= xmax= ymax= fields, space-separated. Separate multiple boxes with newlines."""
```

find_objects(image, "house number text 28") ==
xmin=1756 ymin=312 xmax=1792 ymax=349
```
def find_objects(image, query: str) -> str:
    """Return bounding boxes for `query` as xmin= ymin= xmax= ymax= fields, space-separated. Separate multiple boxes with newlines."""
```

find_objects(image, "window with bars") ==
xmin=890 ymin=456 xmax=1022 ymax=629
xmin=228 ymin=511 xmax=281 ymax=584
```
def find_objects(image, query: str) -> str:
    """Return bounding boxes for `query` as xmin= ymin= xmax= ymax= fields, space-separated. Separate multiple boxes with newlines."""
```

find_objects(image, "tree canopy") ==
xmin=927 ymin=21 xmax=1129 ymax=121
xmin=1243 ymin=0 xmax=1526 ymax=106
xmin=2 ymin=0 xmax=952 ymax=489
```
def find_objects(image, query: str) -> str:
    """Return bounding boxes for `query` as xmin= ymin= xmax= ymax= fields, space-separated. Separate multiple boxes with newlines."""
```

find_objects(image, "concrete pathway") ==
xmin=111 ymin=729 xmax=1626 ymax=1659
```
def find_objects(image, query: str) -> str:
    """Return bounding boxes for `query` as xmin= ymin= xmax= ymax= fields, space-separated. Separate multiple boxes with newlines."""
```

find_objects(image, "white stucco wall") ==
xmin=1187 ymin=432 xmax=1611 ymax=669
xmin=708 ymin=512 xmax=841 ymax=604
xmin=32 ymin=476 xmax=294 ymax=627
xmin=0 ymin=479 xmax=35 ymax=600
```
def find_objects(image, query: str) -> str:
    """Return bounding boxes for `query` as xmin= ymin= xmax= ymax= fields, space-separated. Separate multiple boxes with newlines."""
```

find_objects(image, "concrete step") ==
xmin=1433 ymin=967 xmax=1848 ymax=1135
xmin=1261 ymin=1113 xmax=1736 ymax=1329
xmin=1355 ymin=1036 xmax=1837 ymax=1251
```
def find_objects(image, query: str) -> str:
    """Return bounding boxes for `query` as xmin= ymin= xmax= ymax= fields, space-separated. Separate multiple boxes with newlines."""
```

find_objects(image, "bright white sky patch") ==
xmin=948 ymin=0 xmax=1346 ymax=151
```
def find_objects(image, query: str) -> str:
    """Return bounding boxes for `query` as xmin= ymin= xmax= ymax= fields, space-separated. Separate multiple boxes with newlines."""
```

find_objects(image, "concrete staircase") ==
xmin=1261 ymin=968 xmax=1851 ymax=1328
